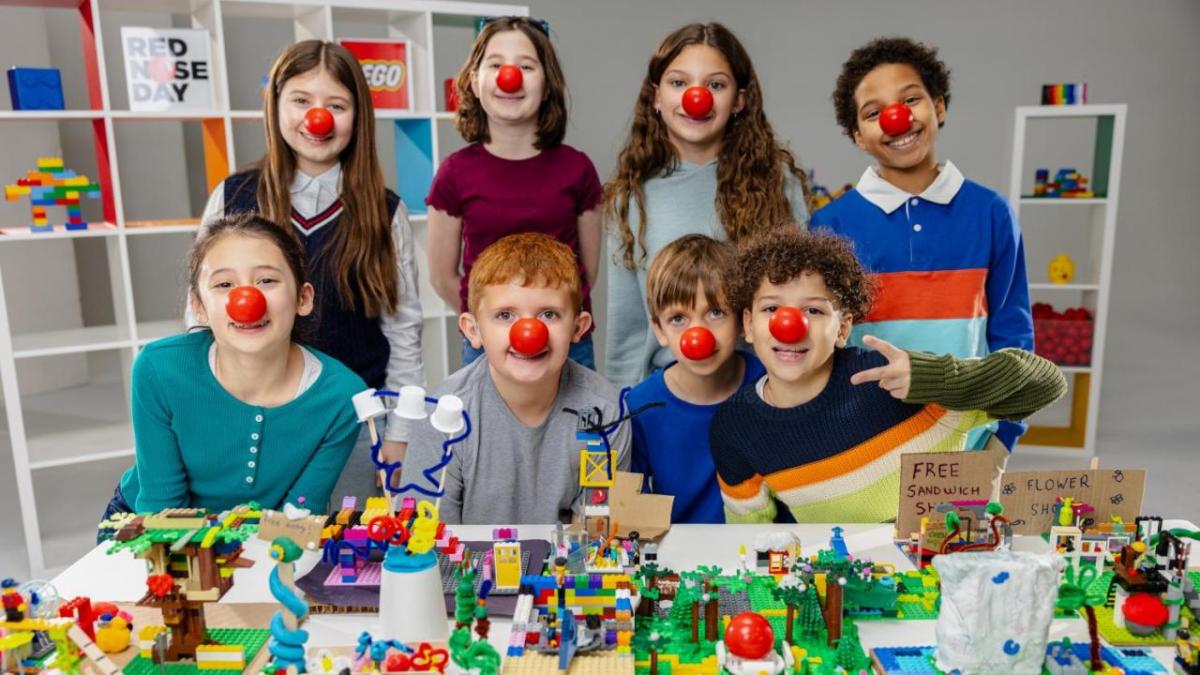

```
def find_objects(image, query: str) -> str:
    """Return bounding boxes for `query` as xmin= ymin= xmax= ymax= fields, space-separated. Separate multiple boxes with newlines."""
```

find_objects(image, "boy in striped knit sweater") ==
xmin=710 ymin=228 xmax=1065 ymax=523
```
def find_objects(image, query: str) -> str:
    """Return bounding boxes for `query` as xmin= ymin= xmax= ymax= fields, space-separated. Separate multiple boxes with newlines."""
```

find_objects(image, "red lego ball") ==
xmin=509 ymin=318 xmax=549 ymax=355
xmin=681 ymin=86 xmax=714 ymax=118
xmin=226 ymin=286 xmax=267 ymax=324
xmin=496 ymin=64 xmax=523 ymax=93
xmin=724 ymin=611 xmax=774 ymax=660
xmin=768 ymin=306 xmax=809 ymax=343
xmin=1123 ymin=593 xmax=1168 ymax=632
xmin=304 ymin=107 xmax=334 ymax=137
xmin=879 ymin=102 xmax=914 ymax=137
xmin=679 ymin=326 xmax=717 ymax=361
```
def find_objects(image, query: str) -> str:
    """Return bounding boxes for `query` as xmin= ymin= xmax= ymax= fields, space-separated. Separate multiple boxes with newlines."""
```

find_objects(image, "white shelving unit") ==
xmin=1 ymin=0 xmax=526 ymax=575
xmin=1007 ymin=103 xmax=1126 ymax=455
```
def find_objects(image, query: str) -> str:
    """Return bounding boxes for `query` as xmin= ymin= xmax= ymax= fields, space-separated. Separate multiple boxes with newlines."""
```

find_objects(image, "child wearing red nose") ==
xmin=626 ymin=235 xmax=763 ymax=523
xmin=400 ymin=233 xmax=629 ymax=524
xmin=103 ymin=214 xmax=365 ymax=521
xmin=427 ymin=17 xmax=603 ymax=369
xmin=810 ymin=37 xmax=1034 ymax=454
xmin=604 ymin=22 xmax=811 ymax=390
xmin=710 ymin=228 xmax=1065 ymax=524
xmin=198 ymin=40 xmax=423 ymax=498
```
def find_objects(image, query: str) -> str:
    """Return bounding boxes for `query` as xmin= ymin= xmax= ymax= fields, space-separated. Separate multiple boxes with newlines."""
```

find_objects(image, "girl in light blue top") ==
xmin=603 ymin=22 xmax=809 ymax=388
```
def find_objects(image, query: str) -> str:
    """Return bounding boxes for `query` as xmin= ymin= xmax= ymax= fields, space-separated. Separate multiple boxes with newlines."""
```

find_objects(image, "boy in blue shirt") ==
xmin=811 ymin=37 xmax=1034 ymax=451
xmin=627 ymin=235 xmax=764 ymax=523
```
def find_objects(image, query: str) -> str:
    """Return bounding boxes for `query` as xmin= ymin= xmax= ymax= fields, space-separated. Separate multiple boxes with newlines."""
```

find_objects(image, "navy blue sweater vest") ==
xmin=223 ymin=170 xmax=398 ymax=389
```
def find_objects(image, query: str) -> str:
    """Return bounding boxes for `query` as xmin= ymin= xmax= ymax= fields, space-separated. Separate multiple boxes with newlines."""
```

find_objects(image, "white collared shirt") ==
xmin=195 ymin=170 xmax=426 ymax=442
xmin=854 ymin=160 xmax=965 ymax=214
xmin=289 ymin=164 xmax=343 ymax=220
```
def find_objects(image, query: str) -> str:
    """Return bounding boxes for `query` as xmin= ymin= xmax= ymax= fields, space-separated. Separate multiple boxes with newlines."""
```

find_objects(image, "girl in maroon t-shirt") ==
xmin=426 ymin=17 xmax=602 ymax=369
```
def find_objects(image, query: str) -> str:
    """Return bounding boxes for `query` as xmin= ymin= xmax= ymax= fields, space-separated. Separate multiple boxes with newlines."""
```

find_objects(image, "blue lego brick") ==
xmin=7 ymin=68 xmax=65 ymax=110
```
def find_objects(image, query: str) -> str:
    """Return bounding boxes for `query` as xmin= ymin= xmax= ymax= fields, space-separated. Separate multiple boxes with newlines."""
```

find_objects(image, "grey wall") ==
xmin=519 ymin=0 xmax=1200 ymax=479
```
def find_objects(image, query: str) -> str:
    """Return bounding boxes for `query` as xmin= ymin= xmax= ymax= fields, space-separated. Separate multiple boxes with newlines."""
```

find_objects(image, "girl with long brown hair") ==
xmin=198 ymin=40 xmax=422 ymax=498
xmin=603 ymin=22 xmax=810 ymax=388
xmin=426 ymin=17 xmax=603 ymax=369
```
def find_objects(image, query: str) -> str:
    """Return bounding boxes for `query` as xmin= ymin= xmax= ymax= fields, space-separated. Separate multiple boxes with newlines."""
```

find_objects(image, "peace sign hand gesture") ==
xmin=849 ymin=335 xmax=912 ymax=399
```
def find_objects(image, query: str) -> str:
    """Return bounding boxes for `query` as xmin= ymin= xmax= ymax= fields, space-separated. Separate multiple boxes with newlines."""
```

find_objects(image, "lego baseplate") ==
xmin=294 ymin=539 xmax=550 ymax=616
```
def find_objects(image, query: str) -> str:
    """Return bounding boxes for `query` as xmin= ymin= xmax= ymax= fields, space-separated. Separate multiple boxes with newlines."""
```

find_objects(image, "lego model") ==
xmin=1048 ymin=253 xmax=1077 ymax=285
xmin=7 ymin=67 xmax=65 ymax=110
xmin=1041 ymin=82 xmax=1088 ymax=105
xmin=265 ymin=535 xmax=309 ymax=672
xmin=933 ymin=550 xmax=1064 ymax=674
xmin=4 ymin=157 xmax=102 ymax=232
xmin=1032 ymin=167 xmax=1096 ymax=198
xmin=871 ymin=641 xmax=1166 ymax=674
xmin=805 ymin=170 xmax=853 ymax=213
xmin=102 ymin=504 xmax=270 ymax=672
xmin=1033 ymin=302 xmax=1095 ymax=367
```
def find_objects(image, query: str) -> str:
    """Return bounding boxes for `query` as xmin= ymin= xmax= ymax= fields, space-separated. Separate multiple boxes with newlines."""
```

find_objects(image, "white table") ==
xmin=51 ymin=522 xmax=1194 ymax=670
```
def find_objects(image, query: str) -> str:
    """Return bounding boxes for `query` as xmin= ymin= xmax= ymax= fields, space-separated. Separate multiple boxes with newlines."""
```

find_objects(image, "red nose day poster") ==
xmin=121 ymin=27 xmax=213 ymax=112
xmin=340 ymin=39 xmax=411 ymax=110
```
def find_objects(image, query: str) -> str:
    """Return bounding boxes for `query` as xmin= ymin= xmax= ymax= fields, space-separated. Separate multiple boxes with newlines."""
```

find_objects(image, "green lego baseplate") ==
xmin=120 ymin=627 xmax=270 ymax=675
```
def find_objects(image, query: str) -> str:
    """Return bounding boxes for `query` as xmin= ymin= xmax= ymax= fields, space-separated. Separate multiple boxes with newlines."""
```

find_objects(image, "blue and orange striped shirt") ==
xmin=811 ymin=162 xmax=1033 ymax=449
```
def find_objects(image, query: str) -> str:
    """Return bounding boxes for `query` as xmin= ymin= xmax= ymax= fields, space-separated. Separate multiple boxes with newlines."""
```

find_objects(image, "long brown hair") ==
xmin=453 ymin=17 xmax=568 ymax=149
xmin=258 ymin=40 xmax=399 ymax=317
xmin=605 ymin=23 xmax=810 ymax=270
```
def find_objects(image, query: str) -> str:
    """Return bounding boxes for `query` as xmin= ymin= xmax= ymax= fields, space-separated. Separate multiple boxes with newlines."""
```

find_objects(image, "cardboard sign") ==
xmin=608 ymin=471 xmax=673 ymax=540
xmin=257 ymin=509 xmax=327 ymax=551
xmin=340 ymin=39 xmax=411 ymax=110
xmin=896 ymin=449 xmax=1006 ymax=539
xmin=121 ymin=27 xmax=213 ymax=112
xmin=999 ymin=468 xmax=1145 ymax=535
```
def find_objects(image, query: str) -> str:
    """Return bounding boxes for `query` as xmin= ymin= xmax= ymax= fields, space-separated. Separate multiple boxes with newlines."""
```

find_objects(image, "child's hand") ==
xmin=849 ymin=335 xmax=911 ymax=399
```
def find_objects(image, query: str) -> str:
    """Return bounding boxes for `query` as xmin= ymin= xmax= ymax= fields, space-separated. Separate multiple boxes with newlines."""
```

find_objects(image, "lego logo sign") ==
xmin=340 ymin=40 xmax=410 ymax=110
xmin=121 ymin=27 xmax=213 ymax=112
xmin=362 ymin=61 xmax=406 ymax=90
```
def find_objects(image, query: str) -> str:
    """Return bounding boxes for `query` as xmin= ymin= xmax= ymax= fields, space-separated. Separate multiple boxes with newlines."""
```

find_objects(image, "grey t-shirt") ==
xmin=400 ymin=357 xmax=631 ymax=524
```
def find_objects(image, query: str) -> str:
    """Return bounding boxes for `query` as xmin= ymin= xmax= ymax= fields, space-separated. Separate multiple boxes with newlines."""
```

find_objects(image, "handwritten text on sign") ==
xmin=896 ymin=450 xmax=1004 ymax=539
xmin=998 ymin=468 xmax=1145 ymax=535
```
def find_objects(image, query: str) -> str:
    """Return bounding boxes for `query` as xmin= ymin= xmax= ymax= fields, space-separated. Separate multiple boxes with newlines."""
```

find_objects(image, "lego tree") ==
xmin=669 ymin=575 xmax=703 ymax=642
xmin=834 ymin=621 xmax=866 ymax=672
xmin=771 ymin=576 xmax=806 ymax=644
xmin=798 ymin=584 xmax=825 ymax=638
xmin=1056 ymin=563 xmax=1104 ymax=671
xmin=453 ymin=564 xmax=478 ymax=629
xmin=636 ymin=563 xmax=674 ymax=616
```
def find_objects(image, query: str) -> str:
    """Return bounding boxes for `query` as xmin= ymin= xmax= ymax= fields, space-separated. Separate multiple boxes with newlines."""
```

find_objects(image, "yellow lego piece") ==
xmin=66 ymin=191 xmax=79 ymax=200
xmin=579 ymin=449 xmax=617 ymax=487
xmin=37 ymin=157 xmax=64 ymax=167
xmin=138 ymin=625 xmax=167 ymax=657
xmin=63 ymin=176 xmax=90 ymax=186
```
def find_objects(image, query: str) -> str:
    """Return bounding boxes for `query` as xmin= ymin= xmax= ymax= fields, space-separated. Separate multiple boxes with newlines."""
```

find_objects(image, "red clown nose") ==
xmin=768 ymin=306 xmax=809 ymax=343
xmin=878 ymin=102 xmax=914 ymax=137
xmin=679 ymin=326 xmax=717 ymax=361
xmin=226 ymin=286 xmax=267 ymax=324
xmin=681 ymin=86 xmax=714 ymax=118
xmin=303 ymin=107 xmax=334 ymax=137
xmin=496 ymin=65 xmax=523 ymax=93
xmin=509 ymin=318 xmax=549 ymax=355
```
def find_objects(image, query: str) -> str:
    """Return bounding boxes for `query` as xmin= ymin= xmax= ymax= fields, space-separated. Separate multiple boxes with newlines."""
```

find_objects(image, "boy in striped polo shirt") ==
xmin=710 ymin=229 xmax=1064 ymax=523
xmin=811 ymin=37 xmax=1034 ymax=452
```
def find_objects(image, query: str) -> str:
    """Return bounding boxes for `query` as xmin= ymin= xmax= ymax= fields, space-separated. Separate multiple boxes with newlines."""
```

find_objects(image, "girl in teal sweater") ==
xmin=104 ymin=214 xmax=365 ymax=520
